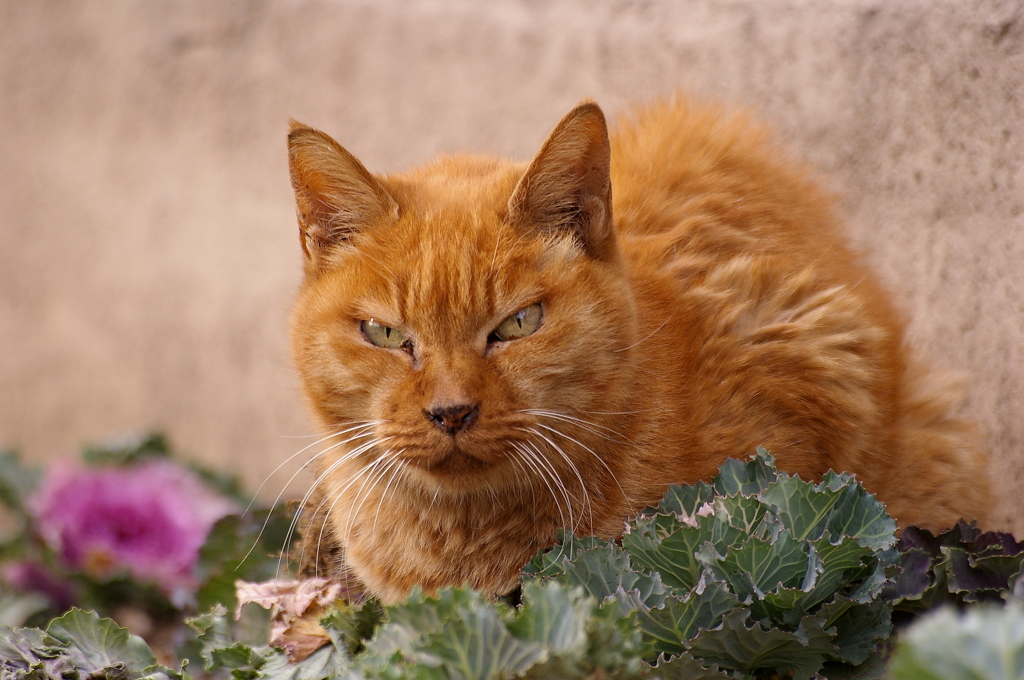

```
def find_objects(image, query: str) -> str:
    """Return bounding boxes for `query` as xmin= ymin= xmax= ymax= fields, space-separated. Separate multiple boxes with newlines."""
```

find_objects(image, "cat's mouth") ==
xmin=420 ymin=449 xmax=495 ymax=477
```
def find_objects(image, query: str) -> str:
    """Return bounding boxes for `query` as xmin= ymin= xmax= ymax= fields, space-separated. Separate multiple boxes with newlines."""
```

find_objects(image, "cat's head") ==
xmin=287 ymin=102 xmax=638 ymax=530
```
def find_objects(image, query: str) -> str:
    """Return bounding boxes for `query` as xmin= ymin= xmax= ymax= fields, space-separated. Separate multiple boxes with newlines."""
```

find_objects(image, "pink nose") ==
xmin=424 ymin=403 xmax=479 ymax=436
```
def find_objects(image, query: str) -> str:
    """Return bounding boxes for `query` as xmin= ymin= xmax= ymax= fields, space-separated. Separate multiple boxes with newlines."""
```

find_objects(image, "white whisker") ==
xmin=371 ymin=452 xmax=407 ymax=539
xmin=531 ymin=421 xmax=635 ymax=517
xmin=280 ymin=434 xmax=392 ymax=576
xmin=523 ymin=426 xmax=595 ymax=532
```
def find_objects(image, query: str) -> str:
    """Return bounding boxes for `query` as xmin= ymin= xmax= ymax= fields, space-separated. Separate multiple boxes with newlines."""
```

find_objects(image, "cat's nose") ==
xmin=424 ymin=402 xmax=479 ymax=436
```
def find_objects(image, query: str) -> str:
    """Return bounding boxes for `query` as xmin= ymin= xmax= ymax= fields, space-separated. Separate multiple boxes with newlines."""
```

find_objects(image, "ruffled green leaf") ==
xmin=687 ymin=609 xmax=835 ymax=680
xmin=623 ymin=513 xmax=744 ymax=593
xmin=818 ymin=596 xmax=891 ymax=666
xmin=711 ymin=448 xmax=778 ymax=497
xmin=45 ymin=609 xmax=156 ymax=674
xmin=521 ymin=531 xmax=608 ymax=580
xmin=698 ymin=530 xmax=808 ymax=601
xmin=321 ymin=598 xmax=384 ymax=657
xmin=635 ymin=580 xmax=740 ymax=657
xmin=816 ymin=474 xmax=897 ymax=553
xmin=759 ymin=475 xmax=843 ymax=542
xmin=646 ymin=651 xmax=731 ymax=680
xmin=555 ymin=543 xmax=666 ymax=607
xmin=654 ymin=482 xmax=715 ymax=520
xmin=507 ymin=580 xmax=589 ymax=653
xmin=413 ymin=606 xmax=543 ymax=680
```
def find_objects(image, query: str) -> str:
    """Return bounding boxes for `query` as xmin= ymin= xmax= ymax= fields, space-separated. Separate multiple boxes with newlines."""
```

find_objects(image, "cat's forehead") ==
xmin=355 ymin=209 xmax=537 ymax=333
xmin=334 ymin=167 xmax=541 ymax=335
xmin=382 ymin=153 xmax=523 ymax=216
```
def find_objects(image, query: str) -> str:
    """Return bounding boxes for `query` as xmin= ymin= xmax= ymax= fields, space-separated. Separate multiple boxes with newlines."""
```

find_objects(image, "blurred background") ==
xmin=2 ymin=0 xmax=1022 ymax=530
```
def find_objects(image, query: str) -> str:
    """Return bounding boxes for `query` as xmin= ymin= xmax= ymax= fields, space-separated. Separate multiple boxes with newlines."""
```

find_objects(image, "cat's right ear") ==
xmin=287 ymin=121 xmax=399 ymax=271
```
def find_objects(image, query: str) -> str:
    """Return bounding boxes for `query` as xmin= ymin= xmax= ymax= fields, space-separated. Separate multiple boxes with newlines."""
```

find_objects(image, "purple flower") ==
xmin=29 ymin=459 xmax=237 ymax=592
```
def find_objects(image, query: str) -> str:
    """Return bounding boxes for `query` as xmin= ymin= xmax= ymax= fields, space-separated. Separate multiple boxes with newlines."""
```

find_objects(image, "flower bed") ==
xmin=2 ymin=437 xmax=1023 ymax=679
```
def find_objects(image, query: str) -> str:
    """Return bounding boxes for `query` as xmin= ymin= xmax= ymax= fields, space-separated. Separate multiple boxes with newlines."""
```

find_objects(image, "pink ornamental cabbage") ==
xmin=30 ymin=459 xmax=237 ymax=592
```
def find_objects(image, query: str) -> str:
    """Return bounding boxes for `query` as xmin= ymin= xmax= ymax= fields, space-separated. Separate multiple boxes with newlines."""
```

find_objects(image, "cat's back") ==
xmin=605 ymin=97 xmax=990 ymax=531
xmin=609 ymin=98 xmax=846 ymax=269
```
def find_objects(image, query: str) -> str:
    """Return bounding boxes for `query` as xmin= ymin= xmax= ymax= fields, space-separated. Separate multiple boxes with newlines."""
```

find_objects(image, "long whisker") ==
xmin=340 ymin=452 xmax=401 ymax=552
xmin=246 ymin=423 xmax=379 ymax=514
xmin=532 ymin=422 xmax=635 ymax=517
xmin=523 ymin=426 xmax=594 ymax=532
xmin=520 ymin=439 xmax=578 ymax=532
xmin=511 ymin=442 xmax=569 ymax=531
xmin=371 ymin=452 xmax=407 ymax=540
xmin=525 ymin=438 xmax=583 ymax=533
xmin=307 ymin=437 xmax=399 ymax=571
xmin=282 ymin=435 xmax=392 ymax=575
xmin=504 ymin=450 xmax=535 ymax=508
xmin=244 ymin=431 xmax=372 ymax=569
xmin=306 ymin=453 xmax=391 ymax=578
xmin=521 ymin=409 xmax=633 ymax=445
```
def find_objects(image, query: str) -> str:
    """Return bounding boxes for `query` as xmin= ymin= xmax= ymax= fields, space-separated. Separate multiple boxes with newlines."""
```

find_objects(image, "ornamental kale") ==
xmin=888 ymin=602 xmax=1024 ymax=680
xmin=887 ymin=520 xmax=1024 ymax=619
xmin=30 ymin=458 xmax=237 ymax=595
xmin=7 ymin=443 xmax=1023 ymax=680
xmin=524 ymin=448 xmax=898 ymax=679
xmin=0 ymin=434 xmax=286 ymax=642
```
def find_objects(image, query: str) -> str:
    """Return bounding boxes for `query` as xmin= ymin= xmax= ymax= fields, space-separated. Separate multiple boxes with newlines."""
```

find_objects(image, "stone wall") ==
xmin=2 ymin=0 xmax=1022 ymax=529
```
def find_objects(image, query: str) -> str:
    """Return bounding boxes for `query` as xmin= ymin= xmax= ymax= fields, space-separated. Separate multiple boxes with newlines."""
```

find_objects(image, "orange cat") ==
xmin=287 ymin=97 xmax=991 ymax=603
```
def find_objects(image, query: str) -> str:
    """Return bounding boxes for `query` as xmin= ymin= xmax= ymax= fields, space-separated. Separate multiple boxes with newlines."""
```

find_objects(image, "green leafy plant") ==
xmin=888 ymin=602 xmax=1024 ymax=680
xmin=0 ymin=608 xmax=187 ymax=680
xmin=11 ymin=444 xmax=1020 ymax=680
xmin=0 ymin=433 xmax=293 ymax=665
xmin=886 ymin=520 xmax=1024 ymax=620
xmin=525 ymin=448 xmax=898 ymax=679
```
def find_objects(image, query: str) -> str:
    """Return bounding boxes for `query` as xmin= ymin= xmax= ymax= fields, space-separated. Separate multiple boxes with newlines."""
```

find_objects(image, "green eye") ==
xmin=490 ymin=304 xmax=543 ymax=342
xmin=361 ymin=319 xmax=411 ymax=350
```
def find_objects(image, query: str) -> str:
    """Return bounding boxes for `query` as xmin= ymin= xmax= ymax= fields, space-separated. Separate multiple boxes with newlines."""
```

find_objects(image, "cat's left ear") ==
xmin=506 ymin=101 xmax=615 ymax=261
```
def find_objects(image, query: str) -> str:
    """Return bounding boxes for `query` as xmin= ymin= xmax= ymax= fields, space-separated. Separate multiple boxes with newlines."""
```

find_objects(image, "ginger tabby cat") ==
xmin=287 ymin=97 xmax=991 ymax=603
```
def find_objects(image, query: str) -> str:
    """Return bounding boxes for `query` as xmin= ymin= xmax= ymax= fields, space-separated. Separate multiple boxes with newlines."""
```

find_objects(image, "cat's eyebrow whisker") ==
xmin=521 ymin=426 xmax=594 ymax=533
xmin=358 ymin=250 xmax=399 ymax=283
xmin=612 ymin=310 xmax=676 ymax=353
xmin=492 ymin=229 xmax=535 ymax=277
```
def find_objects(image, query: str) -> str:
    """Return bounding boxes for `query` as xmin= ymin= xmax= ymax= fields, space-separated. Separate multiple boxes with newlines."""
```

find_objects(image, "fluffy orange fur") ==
xmin=287 ymin=97 xmax=991 ymax=603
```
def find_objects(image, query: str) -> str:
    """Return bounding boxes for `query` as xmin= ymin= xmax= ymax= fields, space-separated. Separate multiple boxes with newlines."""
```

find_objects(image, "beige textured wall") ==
xmin=2 ymin=1 xmax=1022 ymax=530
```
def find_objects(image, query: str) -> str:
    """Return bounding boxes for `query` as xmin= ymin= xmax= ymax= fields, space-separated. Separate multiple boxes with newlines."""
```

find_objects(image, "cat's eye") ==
xmin=361 ymin=319 xmax=411 ymax=351
xmin=489 ymin=304 xmax=543 ymax=343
